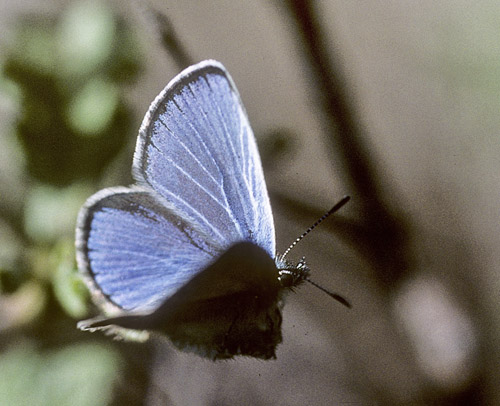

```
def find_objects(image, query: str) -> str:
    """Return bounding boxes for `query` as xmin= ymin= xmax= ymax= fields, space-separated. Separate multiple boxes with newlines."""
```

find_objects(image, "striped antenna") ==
xmin=281 ymin=195 xmax=350 ymax=260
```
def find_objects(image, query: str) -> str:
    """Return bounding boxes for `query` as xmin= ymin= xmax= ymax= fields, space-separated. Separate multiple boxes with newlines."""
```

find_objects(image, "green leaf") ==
xmin=66 ymin=78 xmax=119 ymax=136
xmin=57 ymin=0 xmax=116 ymax=77
xmin=0 ymin=342 xmax=122 ymax=406
xmin=51 ymin=238 xmax=88 ymax=318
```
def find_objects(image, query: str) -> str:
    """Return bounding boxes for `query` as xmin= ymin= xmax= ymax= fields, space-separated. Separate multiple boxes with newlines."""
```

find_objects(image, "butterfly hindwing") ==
xmin=76 ymin=187 xmax=222 ymax=313
xmin=80 ymin=242 xmax=284 ymax=359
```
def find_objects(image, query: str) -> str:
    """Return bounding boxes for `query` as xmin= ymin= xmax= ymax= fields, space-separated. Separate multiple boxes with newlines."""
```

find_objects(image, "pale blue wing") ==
xmin=76 ymin=187 xmax=222 ymax=312
xmin=133 ymin=60 xmax=275 ymax=256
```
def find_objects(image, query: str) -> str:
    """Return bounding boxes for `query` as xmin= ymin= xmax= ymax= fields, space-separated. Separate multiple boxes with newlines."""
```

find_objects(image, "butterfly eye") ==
xmin=278 ymin=271 xmax=295 ymax=288
xmin=277 ymin=260 xmax=309 ymax=288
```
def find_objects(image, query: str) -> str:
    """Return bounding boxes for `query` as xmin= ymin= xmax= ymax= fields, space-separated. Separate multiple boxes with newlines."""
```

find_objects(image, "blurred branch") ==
xmin=149 ymin=8 xmax=194 ymax=69
xmin=278 ymin=0 xmax=411 ymax=285
xmin=0 ymin=203 xmax=28 ymax=246
xmin=135 ymin=3 xmax=194 ymax=70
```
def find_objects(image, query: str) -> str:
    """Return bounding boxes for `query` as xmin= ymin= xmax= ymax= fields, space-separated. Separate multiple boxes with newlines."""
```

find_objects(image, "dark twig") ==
xmin=134 ymin=3 xmax=194 ymax=70
xmin=150 ymin=8 xmax=194 ymax=69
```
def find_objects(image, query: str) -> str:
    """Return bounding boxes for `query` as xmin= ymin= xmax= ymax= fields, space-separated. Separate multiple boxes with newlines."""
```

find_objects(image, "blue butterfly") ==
xmin=76 ymin=60 xmax=349 ymax=360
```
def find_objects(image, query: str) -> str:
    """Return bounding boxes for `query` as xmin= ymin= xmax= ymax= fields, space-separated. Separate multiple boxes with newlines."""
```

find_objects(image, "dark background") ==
xmin=0 ymin=1 xmax=498 ymax=405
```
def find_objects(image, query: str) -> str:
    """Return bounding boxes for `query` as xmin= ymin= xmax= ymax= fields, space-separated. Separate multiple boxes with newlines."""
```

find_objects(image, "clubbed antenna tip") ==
xmin=305 ymin=278 xmax=351 ymax=308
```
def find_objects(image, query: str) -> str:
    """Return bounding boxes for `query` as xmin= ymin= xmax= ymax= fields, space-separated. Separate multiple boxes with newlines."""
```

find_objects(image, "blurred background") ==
xmin=0 ymin=0 xmax=498 ymax=405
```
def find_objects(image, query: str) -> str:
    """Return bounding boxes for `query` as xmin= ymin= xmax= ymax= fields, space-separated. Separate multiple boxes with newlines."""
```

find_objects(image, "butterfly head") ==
xmin=275 ymin=255 xmax=310 ymax=288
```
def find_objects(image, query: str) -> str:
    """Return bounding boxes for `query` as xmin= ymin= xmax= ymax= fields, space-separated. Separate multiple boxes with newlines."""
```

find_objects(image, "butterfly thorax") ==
xmin=275 ymin=255 xmax=310 ymax=288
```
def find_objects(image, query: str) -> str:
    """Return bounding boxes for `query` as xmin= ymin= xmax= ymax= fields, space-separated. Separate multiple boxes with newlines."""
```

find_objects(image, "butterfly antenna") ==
xmin=281 ymin=195 xmax=350 ymax=260
xmin=304 ymin=278 xmax=351 ymax=308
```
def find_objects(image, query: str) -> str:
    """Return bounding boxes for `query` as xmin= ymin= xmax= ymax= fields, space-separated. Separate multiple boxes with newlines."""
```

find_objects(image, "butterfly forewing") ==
xmin=134 ymin=61 xmax=275 ymax=256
